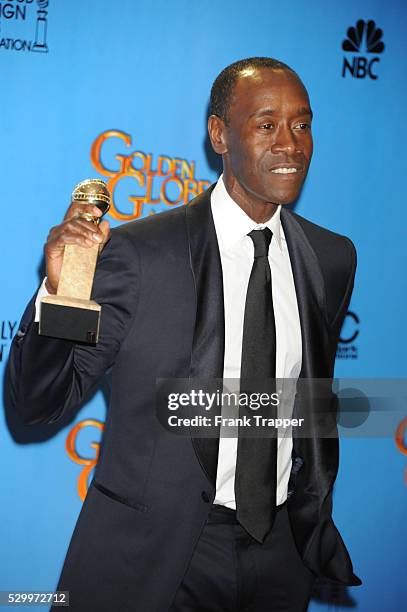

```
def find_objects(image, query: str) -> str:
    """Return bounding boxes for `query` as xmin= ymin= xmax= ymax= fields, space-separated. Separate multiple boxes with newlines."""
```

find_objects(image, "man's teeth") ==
xmin=271 ymin=167 xmax=298 ymax=174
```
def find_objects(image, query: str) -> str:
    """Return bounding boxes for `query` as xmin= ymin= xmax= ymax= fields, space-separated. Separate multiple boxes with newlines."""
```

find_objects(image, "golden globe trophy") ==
xmin=39 ymin=179 xmax=111 ymax=344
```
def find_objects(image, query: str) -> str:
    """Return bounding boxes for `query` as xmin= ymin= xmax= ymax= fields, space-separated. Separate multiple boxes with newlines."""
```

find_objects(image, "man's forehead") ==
xmin=230 ymin=67 xmax=310 ymax=111
xmin=235 ymin=66 xmax=306 ymax=94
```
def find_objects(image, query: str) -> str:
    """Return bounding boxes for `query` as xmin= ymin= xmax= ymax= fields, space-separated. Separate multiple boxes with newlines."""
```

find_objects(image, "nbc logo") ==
xmin=336 ymin=311 xmax=359 ymax=360
xmin=341 ymin=20 xmax=385 ymax=80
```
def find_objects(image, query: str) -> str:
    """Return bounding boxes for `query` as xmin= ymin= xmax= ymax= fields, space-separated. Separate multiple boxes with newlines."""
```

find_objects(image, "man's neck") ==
xmin=222 ymin=174 xmax=279 ymax=224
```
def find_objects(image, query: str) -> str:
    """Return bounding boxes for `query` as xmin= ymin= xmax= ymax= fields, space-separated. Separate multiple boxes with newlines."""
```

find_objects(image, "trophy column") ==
xmin=39 ymin=179 xmax=111 ymax=344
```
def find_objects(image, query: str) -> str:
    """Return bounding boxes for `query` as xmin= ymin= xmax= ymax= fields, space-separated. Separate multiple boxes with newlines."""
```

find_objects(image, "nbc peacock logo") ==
xmin=341 ymin=19 xmax=385 ymax=80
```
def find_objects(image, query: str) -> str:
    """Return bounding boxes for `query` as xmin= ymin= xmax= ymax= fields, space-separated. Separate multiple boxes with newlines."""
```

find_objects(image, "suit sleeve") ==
xmin=6 ymin=229 xmax=140 ymax=425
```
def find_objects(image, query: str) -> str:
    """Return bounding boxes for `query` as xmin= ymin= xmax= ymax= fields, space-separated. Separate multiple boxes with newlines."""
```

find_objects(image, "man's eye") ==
xmin=260 ymin=123 xmax=273 ymax=129
xmin=295 ymin=123 xmax=311 ymax=130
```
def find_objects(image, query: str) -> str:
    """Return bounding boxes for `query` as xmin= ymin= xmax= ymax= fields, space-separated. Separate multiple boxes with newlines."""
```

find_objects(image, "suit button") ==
xmin=201 ymin=491 xmax=210 ymax=503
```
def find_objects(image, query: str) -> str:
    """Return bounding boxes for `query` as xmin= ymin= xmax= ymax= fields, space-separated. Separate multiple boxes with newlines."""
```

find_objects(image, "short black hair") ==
xmin=209 ymin=57 xmax=299 ymax=123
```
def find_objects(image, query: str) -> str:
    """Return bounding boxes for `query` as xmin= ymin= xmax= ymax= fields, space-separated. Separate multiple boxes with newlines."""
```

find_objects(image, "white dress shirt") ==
xmin=35 ymin=176 xmax=302 ymax=506
xmin=211 ymin=176 xmax=302 ymax=507
xmin=35 ymin=279 xmax=49 ymax=322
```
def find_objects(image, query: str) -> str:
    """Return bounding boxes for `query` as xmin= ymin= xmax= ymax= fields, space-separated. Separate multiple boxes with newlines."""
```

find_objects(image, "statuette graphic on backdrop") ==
xmin=0 ymin=0 xmax=51 ymax=54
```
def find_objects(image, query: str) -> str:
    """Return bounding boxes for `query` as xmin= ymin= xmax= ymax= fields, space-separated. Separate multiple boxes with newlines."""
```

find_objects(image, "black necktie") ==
xmin=235 ymin=227 xmax=278 ymax=542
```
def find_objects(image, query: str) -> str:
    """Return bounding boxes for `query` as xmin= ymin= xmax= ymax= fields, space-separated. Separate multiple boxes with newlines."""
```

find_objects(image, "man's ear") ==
xmin=207 ymin=115 xmax=228 ymax=155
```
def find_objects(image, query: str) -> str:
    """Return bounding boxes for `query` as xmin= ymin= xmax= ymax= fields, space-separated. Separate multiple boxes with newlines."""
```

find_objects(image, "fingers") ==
xmin=45 ymin=213 xmax=108 ymax=256
xmin=44 ymin=201 xmax=111 ymax=293
xmin=63 ymin=201 xmax=103 ymax=222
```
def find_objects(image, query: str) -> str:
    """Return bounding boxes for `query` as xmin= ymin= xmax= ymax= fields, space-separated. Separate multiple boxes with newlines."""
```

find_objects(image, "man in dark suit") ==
xmin=7 ymin=57 xmax=360 ymax=611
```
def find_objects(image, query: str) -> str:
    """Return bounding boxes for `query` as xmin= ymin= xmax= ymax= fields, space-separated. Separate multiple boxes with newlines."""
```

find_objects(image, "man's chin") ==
xmin=269 ymin=190 xmax=301 ymax=206
xmin=273 ymin=179 xmax=308 ymax=205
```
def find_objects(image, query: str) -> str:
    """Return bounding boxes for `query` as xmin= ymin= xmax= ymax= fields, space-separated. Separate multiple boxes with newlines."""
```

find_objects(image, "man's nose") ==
xmin=270 ymin=125 xmax=298 ymax=155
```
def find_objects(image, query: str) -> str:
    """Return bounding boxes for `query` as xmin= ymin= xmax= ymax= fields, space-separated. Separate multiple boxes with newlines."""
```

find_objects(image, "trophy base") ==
xmin=39 ymin=295 xmax=101 ymax=344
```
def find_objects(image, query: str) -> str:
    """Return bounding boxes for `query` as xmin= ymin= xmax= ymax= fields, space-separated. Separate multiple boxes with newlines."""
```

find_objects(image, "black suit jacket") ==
xmin=7 ymin=186 xmax=361 ymax=611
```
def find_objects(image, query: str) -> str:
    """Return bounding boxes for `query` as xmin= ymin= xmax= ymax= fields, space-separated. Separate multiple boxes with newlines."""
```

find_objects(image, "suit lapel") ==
xmin=280 ymin=208 xmax=331 ymax=380
xmin=185 ymin=185 xmax=224 ymax=486
xmin=281 ymin=209 xmax=338 ymax=516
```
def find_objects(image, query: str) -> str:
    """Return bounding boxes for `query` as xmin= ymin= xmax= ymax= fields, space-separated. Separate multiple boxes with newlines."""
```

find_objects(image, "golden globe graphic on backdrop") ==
xmin=91 ymin=130 xmax=211 ymax=220
xmin=66 ymin=420 xmax=105 ymax=501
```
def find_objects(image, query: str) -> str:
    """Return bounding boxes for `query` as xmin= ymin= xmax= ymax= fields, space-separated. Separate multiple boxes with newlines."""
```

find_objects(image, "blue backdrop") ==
xmin=1 ymin=1 xmax=406 ymax=610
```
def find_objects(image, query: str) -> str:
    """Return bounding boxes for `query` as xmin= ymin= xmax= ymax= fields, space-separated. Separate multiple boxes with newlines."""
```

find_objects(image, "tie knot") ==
xmin=248 ymin=228 xmax=273 ymax=258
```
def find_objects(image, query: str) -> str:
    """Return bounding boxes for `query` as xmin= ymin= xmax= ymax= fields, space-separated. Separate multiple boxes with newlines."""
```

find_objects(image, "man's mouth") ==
xmin=271 ymin=167 xmax=298 ymax=174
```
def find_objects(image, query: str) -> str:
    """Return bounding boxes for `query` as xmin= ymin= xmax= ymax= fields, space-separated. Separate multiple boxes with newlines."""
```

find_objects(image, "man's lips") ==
xmin=269 ymin=163 xmax=303 ymax=176
xmin=269 ymin=163 xmax=304 ymax=181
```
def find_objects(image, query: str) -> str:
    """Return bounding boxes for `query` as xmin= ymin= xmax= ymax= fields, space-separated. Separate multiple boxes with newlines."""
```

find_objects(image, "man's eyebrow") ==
xmin=249 ymin=107 xmax=313 ymax=119
xmin=249 ymin=108 xmax=275 ymax=118
xmin=297 ymin=107 xmax=313 ymax=118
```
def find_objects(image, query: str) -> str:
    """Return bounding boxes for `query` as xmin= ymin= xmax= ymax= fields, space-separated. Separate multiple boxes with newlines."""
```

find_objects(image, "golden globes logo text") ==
xmin=91 ymin=129 xmax=211 ymax=221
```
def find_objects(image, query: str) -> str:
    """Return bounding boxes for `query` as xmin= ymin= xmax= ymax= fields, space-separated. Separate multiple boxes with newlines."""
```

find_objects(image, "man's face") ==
xmin=217 ymin=67 xmax=313 ymax=207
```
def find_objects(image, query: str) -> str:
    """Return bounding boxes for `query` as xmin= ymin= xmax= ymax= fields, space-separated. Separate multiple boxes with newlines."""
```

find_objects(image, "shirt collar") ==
xmin=210 ymin=174 xmax=283 ymax=252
